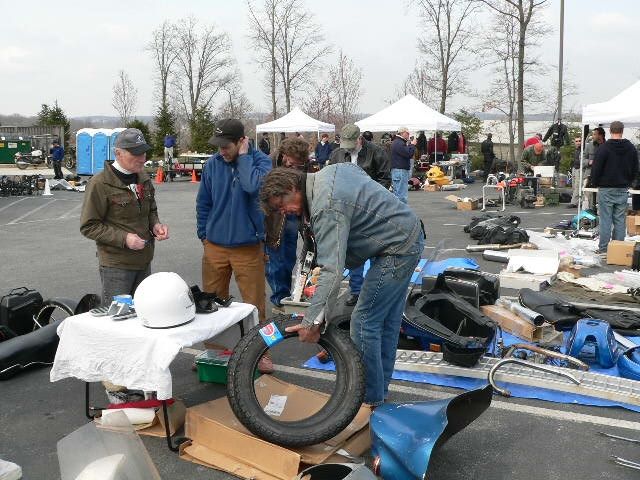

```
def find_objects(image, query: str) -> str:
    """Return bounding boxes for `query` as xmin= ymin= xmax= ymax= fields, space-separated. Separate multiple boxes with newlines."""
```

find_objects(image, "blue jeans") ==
xmin=349 ymin=263 xmax=364 ymax=295
xmin=265 ymin=215 xmax=299 ymax=306
xmin=598 ymin=188 xmax=628 ymax=251
xmin=350 ymin=235 xmax=424 ymax=405
xmin=391 ymin=168 xmax=409 ymax=204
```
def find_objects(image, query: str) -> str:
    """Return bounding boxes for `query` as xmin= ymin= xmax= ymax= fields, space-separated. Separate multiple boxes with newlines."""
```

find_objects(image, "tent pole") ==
xmin=577 ymin=124 xmax=586 ymax=222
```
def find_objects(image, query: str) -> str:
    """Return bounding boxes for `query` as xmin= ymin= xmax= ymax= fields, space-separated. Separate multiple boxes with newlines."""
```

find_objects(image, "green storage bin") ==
xmin=195 ymin=349 xmax=232 ymax=384
xmin=0 ymin=139 xmax=31 ymax=164
xmin=544 ymin=192 xmax=560 ymax=206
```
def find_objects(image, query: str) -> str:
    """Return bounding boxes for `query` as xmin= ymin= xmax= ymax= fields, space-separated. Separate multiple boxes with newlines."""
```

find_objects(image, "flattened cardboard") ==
xmin=607 ymin=240 xmax=637 ymax=267
xmin=181 ymin=376 xmax=371 ymax=479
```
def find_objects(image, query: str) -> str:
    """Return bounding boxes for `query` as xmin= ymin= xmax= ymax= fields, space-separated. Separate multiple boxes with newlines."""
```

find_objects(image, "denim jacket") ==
xmin=303 ymin=163 xmax=423 ymax=326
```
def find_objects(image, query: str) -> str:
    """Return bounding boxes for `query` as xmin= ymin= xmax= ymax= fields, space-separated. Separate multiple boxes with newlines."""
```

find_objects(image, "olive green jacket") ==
xmin=80 ymin=163 xmax=160 ymax=270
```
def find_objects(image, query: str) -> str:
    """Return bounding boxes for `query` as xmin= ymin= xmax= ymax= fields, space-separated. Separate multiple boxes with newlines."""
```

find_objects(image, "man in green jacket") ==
xmin=80 ymin=128 xmax=169 ymax=305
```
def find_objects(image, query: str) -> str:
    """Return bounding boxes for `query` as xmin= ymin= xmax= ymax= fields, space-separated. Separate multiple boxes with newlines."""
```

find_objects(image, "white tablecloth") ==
xmin=50 ymin=303 xmax=258 ymax=399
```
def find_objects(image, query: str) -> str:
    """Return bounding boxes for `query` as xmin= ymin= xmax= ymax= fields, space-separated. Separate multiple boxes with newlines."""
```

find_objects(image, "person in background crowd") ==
xmin=480 ymin=133 xmax=495 ymax=179
xmin=584 ymin=127 xmax=606 ymax=209
xmin=260 ymin=164 xmax=424 ymax=407
xmin=520 ymin=141 xmax=550 ymax=173
xmin=427 ymin=132 xmax=447 ymax=162
xmin=523 ymin=133 xmax=542 ymax=149
xmin=330 ymin=134 xmax=341 ymax=152
xmin=328 ymin=124 xmax=392 ymax=307
xmin=50 ymin=140 xmax=65 ymax=180
xmin=314 ymin=133 xmax=332 ymax=169
xmin=264 ymin=137 xmax=310 ymax=313
xmin=163 ymin=134 xmax=176 ymax=171
xmin=259 ymin=132 xmax=271 ymax=155
xmin=390 ymin=127 xmax=416 ymax=204
xmin=447 ymin=131 xmax=459 ymax=153
xmin=196 ymin=118 xmax=273 ymax=373
xmin=416 ymin=131 xmax=427 ymax=159
xmin=591 ymin=121 xmax=639 ymax=254
xmin=569 ymin=136 xmax=587 ymax=208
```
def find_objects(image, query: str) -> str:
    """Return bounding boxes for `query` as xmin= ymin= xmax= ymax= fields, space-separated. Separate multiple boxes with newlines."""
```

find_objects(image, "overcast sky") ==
xmin=1 ymin=0 xmax=639 ymax=118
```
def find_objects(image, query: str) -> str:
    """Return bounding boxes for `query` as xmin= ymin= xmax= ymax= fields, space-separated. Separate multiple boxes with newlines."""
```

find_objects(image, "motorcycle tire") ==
xmin=15 ymin=162 xmax=27 ymax=170
xmin=64 ymin=157 xmax=76 ymax=170
xmin=227 ymin=314 xmax=365 ymax=447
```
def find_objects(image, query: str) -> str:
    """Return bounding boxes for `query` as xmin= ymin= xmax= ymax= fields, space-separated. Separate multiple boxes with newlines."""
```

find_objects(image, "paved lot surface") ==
xmin=1 ymin=177 xmax=639 ymax=479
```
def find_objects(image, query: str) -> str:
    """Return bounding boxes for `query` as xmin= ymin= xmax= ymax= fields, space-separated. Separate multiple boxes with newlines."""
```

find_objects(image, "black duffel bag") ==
xmin=477 ymin=225 xmax=529 ymax=245
xmin=467 ymin=215 xmax=521 ymax=240
xmin=0 ymin=287 xmax=43 ymax=336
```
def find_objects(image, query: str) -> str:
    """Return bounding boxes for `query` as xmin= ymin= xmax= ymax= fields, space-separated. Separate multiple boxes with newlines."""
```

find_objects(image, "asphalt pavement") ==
xmin=1 ymin=176 xmax=639 ymax=479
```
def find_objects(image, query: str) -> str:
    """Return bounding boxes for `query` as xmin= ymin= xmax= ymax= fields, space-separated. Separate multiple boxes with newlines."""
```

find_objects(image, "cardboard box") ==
xmin=627 ymin=214 xmax=640 ymax=236
xmin=445 ymin=194 xmax=479 ymax=210
xmin=607 ymin=240 xmax=637 ymax=267
xmin=180 ymin=376 xmax=371 ymax=479
xmin=424 ymin=183 xmax=440 ymax=192
xmin=481 ymin=305 xmax=557 ymax=342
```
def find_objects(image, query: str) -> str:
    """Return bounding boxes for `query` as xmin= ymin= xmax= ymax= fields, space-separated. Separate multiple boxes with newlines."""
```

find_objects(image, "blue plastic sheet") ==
xmin=421 ymin=258 xmax=479 ymax=276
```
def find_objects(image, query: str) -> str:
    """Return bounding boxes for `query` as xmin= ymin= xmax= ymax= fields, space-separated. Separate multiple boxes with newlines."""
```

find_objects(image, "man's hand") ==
xmin=238 ymin=136 xmax=250 ymax=156
xmin=125 ymin=233 xmax=146 ymax=250
xmin=285 ymin=323 xmax=322 ymax=343
xmin=152 ymin=223 xmax=169 ymax=241
xmin=410 ymin=138 xmax=417 ymax=146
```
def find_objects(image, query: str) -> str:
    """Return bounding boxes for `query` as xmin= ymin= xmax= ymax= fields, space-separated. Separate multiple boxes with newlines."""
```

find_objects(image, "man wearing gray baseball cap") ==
xmin=81 ymin=128 xmax=169 ymax=307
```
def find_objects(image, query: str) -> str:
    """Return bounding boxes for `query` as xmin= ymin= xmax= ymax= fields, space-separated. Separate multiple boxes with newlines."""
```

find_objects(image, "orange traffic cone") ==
xmin=190 ymin=169 xmax=199 ymax=183
xmin=155 ymin=166 xmax=164 ymax=184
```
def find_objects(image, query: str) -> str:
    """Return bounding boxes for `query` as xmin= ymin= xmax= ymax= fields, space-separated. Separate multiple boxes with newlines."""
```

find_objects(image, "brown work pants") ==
xmin=202 ymin=241 xmax=266 ymax=322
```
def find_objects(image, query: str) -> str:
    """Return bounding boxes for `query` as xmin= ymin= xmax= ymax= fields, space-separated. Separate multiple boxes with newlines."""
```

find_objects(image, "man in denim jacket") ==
xmin=260 ymin=164 xmax=425 ymax=406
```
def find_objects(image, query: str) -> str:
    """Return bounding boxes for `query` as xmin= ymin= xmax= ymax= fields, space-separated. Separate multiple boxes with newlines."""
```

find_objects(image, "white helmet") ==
xmin=134 ymin=272 xmax=196 ymax=328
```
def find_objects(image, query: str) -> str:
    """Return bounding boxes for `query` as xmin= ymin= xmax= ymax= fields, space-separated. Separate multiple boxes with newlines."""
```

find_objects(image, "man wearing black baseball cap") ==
xmin=81 ymin=127 xmax=169 ymax=306
xmin=196 ymin=119 xmax=274 ymax=372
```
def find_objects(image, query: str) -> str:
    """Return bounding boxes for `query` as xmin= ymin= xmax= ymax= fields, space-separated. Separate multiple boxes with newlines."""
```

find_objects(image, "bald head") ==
xmin=533 ymin=142 xmax=544 ymax=155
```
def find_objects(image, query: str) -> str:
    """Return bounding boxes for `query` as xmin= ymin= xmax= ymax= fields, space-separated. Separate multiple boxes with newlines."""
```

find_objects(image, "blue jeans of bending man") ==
xmin=265 ymin=215 xmax=299 ymax=306
xmin=598 ymin=187 xmax=629 ymax=251
xmin=391 ymin=168 xmax=409 ymax=204
xmin=349 ymin=235 xmax=424 ymax=405
xmin=349 ymin=264 xmax=364 ymax=295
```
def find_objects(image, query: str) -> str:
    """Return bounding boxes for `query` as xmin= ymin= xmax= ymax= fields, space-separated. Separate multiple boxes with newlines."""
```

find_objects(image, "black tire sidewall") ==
xmin=227 ymin=315 xmax=365 ymax=447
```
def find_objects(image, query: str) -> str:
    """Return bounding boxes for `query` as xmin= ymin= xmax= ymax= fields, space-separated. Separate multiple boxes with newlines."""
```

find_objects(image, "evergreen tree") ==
xmin=126 ymin=119 xmax=153 ymax=160
xmin=37 ymin=100 xmax=71 ymax=147
xmin=189 ymin=107 xmax=216 ymax=154
xmin=152 ymin=103 xmax=177 ymax=157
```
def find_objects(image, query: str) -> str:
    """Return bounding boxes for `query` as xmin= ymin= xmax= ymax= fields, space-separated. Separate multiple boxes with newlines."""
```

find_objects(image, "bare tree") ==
xmin=112 ymin=70 xmax=138 ymax=125
xmin=414 ymin=0 xmax=479 ymax=114
xmin=328 ymin=50 xmax=363 ymax=125
xmin=247 ymin=0 xmax=282 ymax=119
xmin=147 ymin=21 xmax=177 ymax=109
xmin=218 ymin=84 xmax=255 ymax=120
xmin=302 ymin=79 xmax=334 ymax=124
xmin=172 ymin=17 xmax=236 ymax=124
xmin=478 ymin=0 xmax=548 ymax=152
xmin=394 ymin=63 xmax=437 ymax=106
xmin=274 ymin=0 xmax=331 ymax=113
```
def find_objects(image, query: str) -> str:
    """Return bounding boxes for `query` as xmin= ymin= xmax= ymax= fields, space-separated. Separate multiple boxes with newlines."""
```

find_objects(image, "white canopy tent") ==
xmin=355 ymin=94 xmax=461 ymax=133
xmin=578 ymin=80 xmax=640 ymax=213
xmin=255 ymin=107 xmax=335 ymax=139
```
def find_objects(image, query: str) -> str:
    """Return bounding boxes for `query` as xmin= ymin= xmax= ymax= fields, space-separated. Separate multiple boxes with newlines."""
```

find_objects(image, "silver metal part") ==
xmin=488 ymin=358 xmax=580 ymax=397
xmin=394 ymin=349 xmax=640 ymax=406
xmin=599 ymin=432 xmax=640 ymax=444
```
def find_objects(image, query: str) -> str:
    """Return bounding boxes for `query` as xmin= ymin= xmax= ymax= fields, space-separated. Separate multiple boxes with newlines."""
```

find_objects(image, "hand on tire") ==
xmin=285 ymin=323 xmax=321 ymax=343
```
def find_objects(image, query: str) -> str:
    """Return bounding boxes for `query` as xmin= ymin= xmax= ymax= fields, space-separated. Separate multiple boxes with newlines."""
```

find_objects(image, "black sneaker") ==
xmin=345 ymin=294 xmax=359 ymax=306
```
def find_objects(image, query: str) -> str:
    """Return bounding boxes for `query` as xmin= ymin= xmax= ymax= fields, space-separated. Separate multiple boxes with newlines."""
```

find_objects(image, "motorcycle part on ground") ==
xmin=295 ymin=463 xmax=376 ymax=480
xmin=403 ymin=275 xmax=496 ymax=367
xmin=370 ymin=385 xmax=492 ymax=480
xmin=34 ymin=298 xmax=78 ymax=329
xmin=611 ymin=456 xmax=640 ymax=472
xmin=134 ymin=272 xmax=196 ymax=329
xmin=489 ymin=358 xmax=580 ymax=397
xmin=0 ymin=287 xmax=44 ymax=336
xmin=0 ymin=320 xmax=60 ymax=380
xmin=421 ymin=269 xmax=500 ymax=307
xmin=502 ymin=343 xmax=589 ymax=370
xmin=566 ymin=319 xmax=619 ymax=368
xmin=226 ymin=314 xmax=365 ymax=447
xmin=616 ymin=346 xmax=640 ymax=381
xmin=395 ymin=349 xmax=640 ymax=407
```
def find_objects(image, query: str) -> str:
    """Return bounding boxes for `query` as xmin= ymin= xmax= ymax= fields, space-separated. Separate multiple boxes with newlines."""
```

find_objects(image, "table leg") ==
xmin=161 ymin=399 xmax=189 ymax=452
xmin=85 ymin=382 xmax=106 ymax=419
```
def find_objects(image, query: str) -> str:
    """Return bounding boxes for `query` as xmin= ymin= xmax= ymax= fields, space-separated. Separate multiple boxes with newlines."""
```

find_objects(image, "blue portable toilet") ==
xmin=76 ymin=129 xmax=94 ymax=175
xmin=109 ymin=128 xmax=125 ymax=161
xmin=92 ymin=130 xmax=110 ymax=174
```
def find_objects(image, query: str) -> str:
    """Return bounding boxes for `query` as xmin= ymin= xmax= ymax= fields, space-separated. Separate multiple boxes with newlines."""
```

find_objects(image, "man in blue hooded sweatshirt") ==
xmin=196 ymin=118 xmax=273 ymax=372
